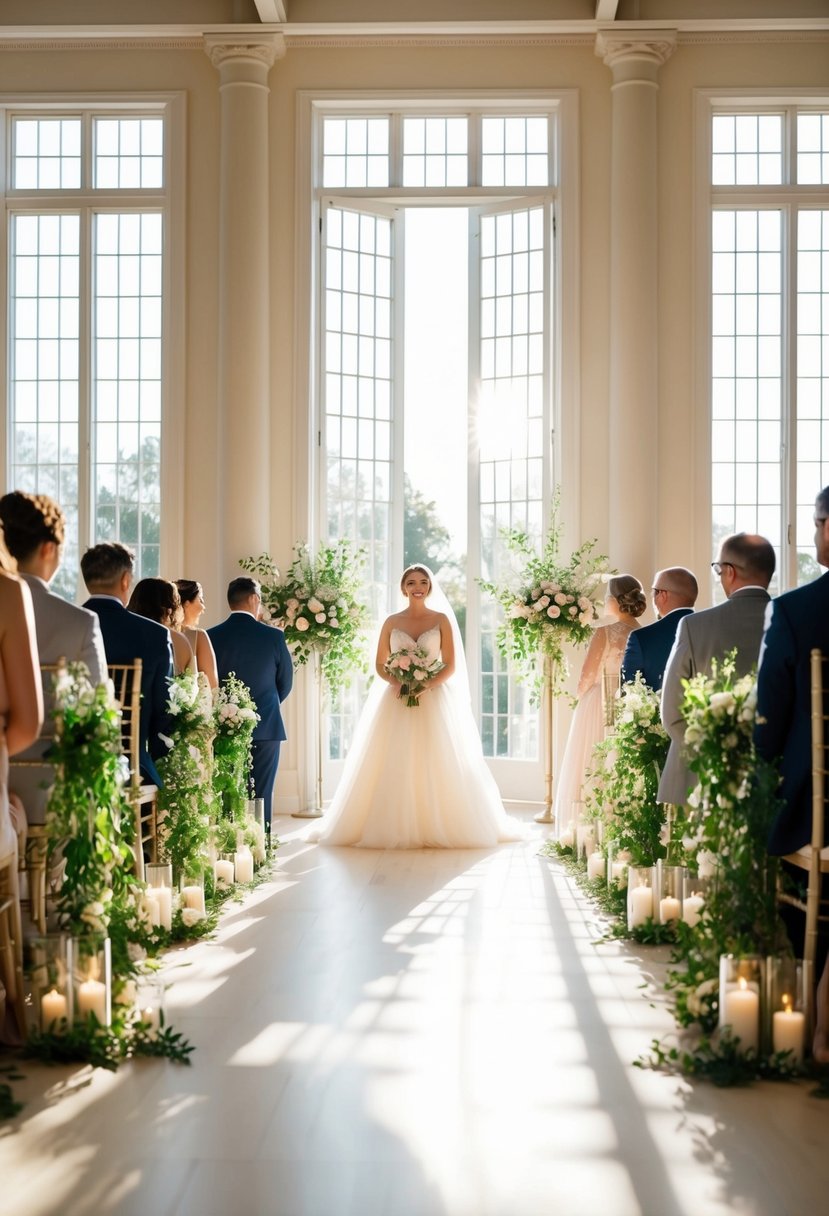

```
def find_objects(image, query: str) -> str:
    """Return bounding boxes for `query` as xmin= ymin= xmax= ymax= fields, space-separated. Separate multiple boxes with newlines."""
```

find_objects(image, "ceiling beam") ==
xmin=595 ymin=0 xmax=620 ymax=19
xmin=254 ymin=0 xmax=287 ymax=22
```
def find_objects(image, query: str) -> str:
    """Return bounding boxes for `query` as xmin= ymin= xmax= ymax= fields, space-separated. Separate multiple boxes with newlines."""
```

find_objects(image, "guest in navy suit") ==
xmin=208 ymin=577 xmax=293 ymax=830
xmin=756 ymin=487 xmax=829 ymax=856
xmin=620 ymin=566 xmax=698 ymax=691
xmin=80 ymin=542 xmax=173 ymax=787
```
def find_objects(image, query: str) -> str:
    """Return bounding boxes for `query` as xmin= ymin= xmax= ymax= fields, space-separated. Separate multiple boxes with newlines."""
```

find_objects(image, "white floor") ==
xmin=3 ymin=811 xmax=829 ymax=1216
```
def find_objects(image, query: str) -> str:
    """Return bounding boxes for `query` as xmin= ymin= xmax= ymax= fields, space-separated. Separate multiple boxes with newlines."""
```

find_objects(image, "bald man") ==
xmin=621 ymin=566 xmax=698 ymax=691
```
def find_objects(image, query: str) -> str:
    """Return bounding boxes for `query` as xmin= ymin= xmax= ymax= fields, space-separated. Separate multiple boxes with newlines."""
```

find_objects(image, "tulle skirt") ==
xmin=308 ymin=684 xmax=524 ymax=849
xmin=552 ymin=681 xmax=604 ymax=836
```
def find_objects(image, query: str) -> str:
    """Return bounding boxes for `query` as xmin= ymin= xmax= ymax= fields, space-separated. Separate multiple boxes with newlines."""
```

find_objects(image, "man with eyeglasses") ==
xmin=620 ymin=567 xmax=698 ymax=691
xmin=756 ymin=489 xmax=829 ymax=1058
xmin=658 ymin=532 xmax=775 ymax=807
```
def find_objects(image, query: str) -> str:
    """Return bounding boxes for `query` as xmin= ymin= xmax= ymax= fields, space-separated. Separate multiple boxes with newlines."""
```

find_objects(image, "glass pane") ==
xmin=93 ymin=118 xmax=164 ymax=188
xmin=797 ymin=113 xmax=829 ymax=185
xmin=796 ymin=210 xmax=829 ymax=584
xmin=481 ymin=116 xmax=550 ymax=187
xmin=712 ymin=113 xmax=783 ymax=186
xmin=323 ymin=117 xmax=389 ymax=189
xmin=13 ymin=118 xmax=82 ymax=189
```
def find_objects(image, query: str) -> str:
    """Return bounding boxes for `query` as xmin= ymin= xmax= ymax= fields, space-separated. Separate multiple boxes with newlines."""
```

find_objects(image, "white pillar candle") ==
xmin=41 ymin=988 xmax=67 ymax=1033
xmin=181 ymin=884 xmax=206 ymax=915
xmin=587 ymin=853 xmax=607 ymax=882
xmin=139 ymin=1004 xmax=161 ymax=1039
xmin=723 ymin=978 xmax=759 ymax=1053
xmin=214 ymin=858 xmax=235 ymax=888
xmin=611 ymin=862 xmax=628 ymax=889
xmin=682 ymin=893 xmax=704 ymax=928
xmin=153 ymin=885 xmax=173 ymax=932
xmin=559 ymin=826 xmax=575 ymax=848
xmin=77 ymin=978 xmax=108 ymax=1024
xmin=659 ymin=896 xmax=681 ymax=923
xmin=143 ymin=891 xmax=161 ymax=928
xmin=629 ymin=883 xmax=653 ymax=928
xmin=772 ymin=996 xmax=805 ymax=1064
xmin=234 ymin=847 xmax=254 ymax=883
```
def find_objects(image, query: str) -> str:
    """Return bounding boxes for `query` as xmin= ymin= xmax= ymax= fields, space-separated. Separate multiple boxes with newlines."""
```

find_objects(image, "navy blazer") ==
xmin=620 ymin=607 xmax=693 ymax=691
xmin=84 ymin=596 xmax=174 ymax=786
xmin=208 ymin=612 xmax=293 ymax=741
xmin=755 ymin=571 xmax=829 ymax=855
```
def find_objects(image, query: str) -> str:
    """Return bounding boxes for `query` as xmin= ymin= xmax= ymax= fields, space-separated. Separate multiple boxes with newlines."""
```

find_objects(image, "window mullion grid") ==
xmin=78 ymin=206 xmax=93 ymax=570
xmin=781 ymin=203 xmax=797 ymax=589
xmin=389 ymin=113 xmax=403 ymax=189
xmin=468 ymin=112 xmax=481 ymax=188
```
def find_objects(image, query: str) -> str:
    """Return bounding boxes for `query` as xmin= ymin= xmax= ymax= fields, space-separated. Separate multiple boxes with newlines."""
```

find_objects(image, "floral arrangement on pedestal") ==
xmin=584 ymin=676 xmax=670 ymax=866
xmin=212 ymin=673 xmax=259 ymax=850
xmin=155 ymin=672 xmax=216 ymax=881
xmin=478 ymin=499 xmax=609 ymax=701
xmin=241 ymin=539 xmax=369 ymax=698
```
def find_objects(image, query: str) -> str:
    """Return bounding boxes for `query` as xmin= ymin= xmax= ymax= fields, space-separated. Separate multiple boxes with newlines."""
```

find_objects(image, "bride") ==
xmin=309 ymin=564 xmax=523 ymax=849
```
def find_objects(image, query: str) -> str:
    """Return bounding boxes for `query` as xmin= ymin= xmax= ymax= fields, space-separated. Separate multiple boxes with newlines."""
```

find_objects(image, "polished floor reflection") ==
xmin=3 ymin=813 xmax=828 ymax=1216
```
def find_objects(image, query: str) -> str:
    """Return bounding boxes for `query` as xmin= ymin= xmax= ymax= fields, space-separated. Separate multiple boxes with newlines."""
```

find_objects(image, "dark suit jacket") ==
xmin=659 ymin=587 xmax=770 ymax=805
xmin=621 ymin=607 xmax=693 ymax=691
xmin=208 ymin=612 xmax=293 ymax=741
xmin=84 ymin=596 xmax=174 ymax=786
xmin=755 ymin=571 xmax=829 ymax=855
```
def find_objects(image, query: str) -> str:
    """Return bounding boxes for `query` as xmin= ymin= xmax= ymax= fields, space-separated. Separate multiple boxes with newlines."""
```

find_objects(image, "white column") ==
xmin=596 ymin=30 xmax=676 ymax=582
xmin=205 ymin=33 xmax=285 ymax=579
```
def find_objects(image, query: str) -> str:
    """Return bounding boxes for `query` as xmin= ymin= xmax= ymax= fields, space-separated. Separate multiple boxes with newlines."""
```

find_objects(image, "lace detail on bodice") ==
xmin=390 ymin=625 xmax=441 ymax=664
xmin=577 ymin=620 xmax=638 ymax=696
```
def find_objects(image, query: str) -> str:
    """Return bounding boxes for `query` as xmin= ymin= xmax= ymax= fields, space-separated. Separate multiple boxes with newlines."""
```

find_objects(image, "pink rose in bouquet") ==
xmin=384 ymin=645 xmax=445 ymax=707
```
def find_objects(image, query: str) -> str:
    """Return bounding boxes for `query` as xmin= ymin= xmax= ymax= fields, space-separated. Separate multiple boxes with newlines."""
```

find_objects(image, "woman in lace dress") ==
xmin=553 ymin=574 xmax=646 ymax=837
xmin=310 ymin=565 xmax=522 ymax=849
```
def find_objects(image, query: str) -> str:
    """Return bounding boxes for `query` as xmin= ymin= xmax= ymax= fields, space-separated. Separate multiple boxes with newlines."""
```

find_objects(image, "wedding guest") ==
xmin=81 ymin=543 xmax=173 ymax=787
xmin=208 ymin=577 xmax=293 ymax=831
xmin=659 ymin=532 xmax=774 ymax=807
xmin=553 ymin=574 xmax=646 ymax=836
xmin=128 ymin=578 xmax=195 ymax=677
xmin=0 ymin=491 xmax=106 ymax=823
xmin=755 ymin=487 xmax=829 ymax=1059
xmin=175 ymin=579 xmax=219 ymax=689
xmin=620 ymin=566 xmax=698 ymax=691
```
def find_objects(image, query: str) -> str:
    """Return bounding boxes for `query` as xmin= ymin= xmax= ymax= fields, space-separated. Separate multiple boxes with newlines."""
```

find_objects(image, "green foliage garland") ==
xmin=213 ymin=673 xmax=259 ymax=842
xmin=156 ymin=672 xmax=216 ymax=880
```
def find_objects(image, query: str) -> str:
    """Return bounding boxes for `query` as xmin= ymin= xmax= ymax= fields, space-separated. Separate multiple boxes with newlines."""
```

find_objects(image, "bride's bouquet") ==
xmin=385 ymin=646 xmax=445 ymax=708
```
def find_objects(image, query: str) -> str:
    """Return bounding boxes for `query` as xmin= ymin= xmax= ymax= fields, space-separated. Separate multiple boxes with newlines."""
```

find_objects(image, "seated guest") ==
xmin=208 ymin=577 xmax=293 ymax=831
xmin=0 ymin=491 xmax=107 ymax=823
xmin=659 ymin=532 xmax=774 ymax=807
xmin=755 ymin=487 xmax=829 ymax=1059
xmin=621 ymin=566 xmax=698 ymax=691
xmin=175 ymin=579 xmax=219 ymax=689
xmin=128 ymin=578 xmax=195 ymax=677
xmin=80 ymin=543 xmax=173 ymax=787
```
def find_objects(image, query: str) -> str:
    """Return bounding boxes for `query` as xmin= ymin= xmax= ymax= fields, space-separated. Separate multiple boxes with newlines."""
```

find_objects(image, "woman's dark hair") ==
xmin=607 ymin=574 xmax=647 ymax=618
xmin=128 ymin=577 xmax=183 ymax=628
xmin=400 ymin=564 xmax=432 ymax=595
xmin=175 ymin=578 xmax=202 ymax=606
xmin=0 ymin=490 xmax=66 ymax=561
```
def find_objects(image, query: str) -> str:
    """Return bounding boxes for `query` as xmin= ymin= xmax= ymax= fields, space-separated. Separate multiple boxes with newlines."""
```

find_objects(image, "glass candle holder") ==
xmin=766 ymin=955 xmax=806 ymax=1063
xmin=627 ymin=866 xmax=655 ymax=930
xmin=656 ymin=863 xmax=684 ymax=926
xmin=70 ymin=936 xmax=112 ymax=1028
xmin=587 ymin=851 xmax=607 ymax=882
xmin=180 ymin=871 xmax=206 ymax=917
xmin=145 ymin=863 xmax=174 ymax=932
xmin=214 ymin=853 xmax=235 ymax=889
xmin=681 ymin=872 xmax=708 ymax=929
xmin=558 ymin=819 xmax=576 ymax=850
xmin=135 ymin=976 xmax=166 ymax=1040
xmin=29 ymin=933 xmax=71 ymax=1034
xmin=719 ymin=954 xmax=762 ymax=1054
xmin=576 ymin=821 xmax=596 ymax=860
xmin=234 ymin=842 xmax=254 ymax=884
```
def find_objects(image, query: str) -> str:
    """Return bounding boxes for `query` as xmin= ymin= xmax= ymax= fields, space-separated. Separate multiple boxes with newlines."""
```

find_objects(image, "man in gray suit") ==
xmin=0 ymin=491 xmax=107 ymax=823
xmin=658 ymin=532 xmax=775 ymax=806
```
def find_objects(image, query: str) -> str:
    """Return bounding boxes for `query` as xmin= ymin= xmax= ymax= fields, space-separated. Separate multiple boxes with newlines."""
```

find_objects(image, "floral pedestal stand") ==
xmin=535 ymin=655 xmax=556 ymax=825
xmin=291 ymin=648 xmax=325 ymax=819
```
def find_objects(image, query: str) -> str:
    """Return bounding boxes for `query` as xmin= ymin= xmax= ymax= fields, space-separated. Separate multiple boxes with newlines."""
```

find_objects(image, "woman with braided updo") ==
xmin=553 ymin=573 xmax=646 ymax=837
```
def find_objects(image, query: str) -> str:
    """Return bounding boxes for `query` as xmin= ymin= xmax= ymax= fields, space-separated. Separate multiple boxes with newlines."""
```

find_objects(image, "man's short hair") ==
xmin=657 ymin=566 xmax=698 ymax=606
xmin=816 ymin=485 xmax=829 ymax=519
xmin=720 ymin=532 xmax=776 ymax=586
xmin=81 ymin=542 xmax=135 ymax=590
xmin=227 ymin=576 xmax=260 ymax=608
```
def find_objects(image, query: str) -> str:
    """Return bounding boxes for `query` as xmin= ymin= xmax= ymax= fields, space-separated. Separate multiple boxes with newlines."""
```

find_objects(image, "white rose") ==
xmin=554 ymin=592 xmax=567 ymax=605
xmin=330 ymin=619 xmax=339 ymax=628
xmin=181 ymin=907 xmax=204 ymax=927
xmin=295 ymin=617 xmax=310 ymax=632
xmin=307 ymin=597 xmax=324 ymax=613
xmin=315 ymin=612 xmax=327 ymax=623
xmin=546 ymin=605 xmax=560 ymax=619
xmin=697 ymin=849 xmax=718 ymax=878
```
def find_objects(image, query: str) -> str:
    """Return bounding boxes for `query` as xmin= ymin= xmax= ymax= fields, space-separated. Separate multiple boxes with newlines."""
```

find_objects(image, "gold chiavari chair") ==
xmin=107 ymin=661 xmax=158 ymax=882
xmin=778 ymin=649 xmax=829 ymax=1032
xmin=602 ymin=669 xmax=621 ymax=737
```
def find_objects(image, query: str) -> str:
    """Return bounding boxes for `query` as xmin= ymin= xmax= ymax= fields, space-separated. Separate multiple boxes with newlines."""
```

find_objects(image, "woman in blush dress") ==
xmin=127 ymin=578 xmax=196 ymax=677
xmin=553 ymin=573 xmax=646 ymax=837
xmin=175 ymin=579 xmax=219 ymax=690
xmin=309 ymin=565 xmax=523 ymax=849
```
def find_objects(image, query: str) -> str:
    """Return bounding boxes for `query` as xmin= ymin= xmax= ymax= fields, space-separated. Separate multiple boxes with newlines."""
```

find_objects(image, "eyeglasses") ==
xmin=711 ymin=561 xmax=736 ymax=577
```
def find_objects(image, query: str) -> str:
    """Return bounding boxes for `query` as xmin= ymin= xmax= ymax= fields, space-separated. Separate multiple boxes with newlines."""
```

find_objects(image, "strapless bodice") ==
xmin=390 ymin=625 xmax=441 ymax=664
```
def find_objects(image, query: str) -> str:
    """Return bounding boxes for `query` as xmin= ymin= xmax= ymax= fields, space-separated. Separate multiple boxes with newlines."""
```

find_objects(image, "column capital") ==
xmin=595 ymin=28 xmax=677 ymax=78
xmin=204 ymin=31 xmax=286 ymax=72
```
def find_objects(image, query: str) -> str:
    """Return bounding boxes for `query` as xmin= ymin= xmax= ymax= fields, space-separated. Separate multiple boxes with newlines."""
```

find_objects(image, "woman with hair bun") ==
xmin=175 ymin=579 xmax=219 ymax=690
xmin=553 ymin=573 xmax=646 ymax=837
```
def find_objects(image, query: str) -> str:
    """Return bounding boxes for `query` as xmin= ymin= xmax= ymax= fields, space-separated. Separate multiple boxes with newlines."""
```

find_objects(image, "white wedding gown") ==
xmin=309 ymin=626 xmax=524 ymax=849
